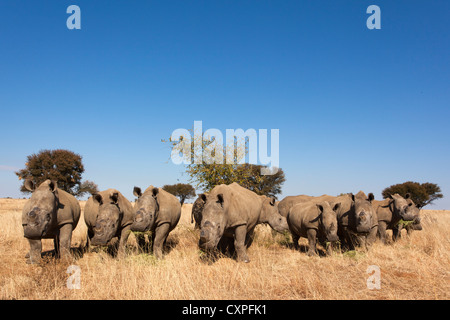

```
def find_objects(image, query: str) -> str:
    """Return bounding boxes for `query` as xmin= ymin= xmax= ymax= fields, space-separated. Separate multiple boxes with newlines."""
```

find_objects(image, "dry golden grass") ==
xmin=0 ymin=199 xmax=448 ymax=300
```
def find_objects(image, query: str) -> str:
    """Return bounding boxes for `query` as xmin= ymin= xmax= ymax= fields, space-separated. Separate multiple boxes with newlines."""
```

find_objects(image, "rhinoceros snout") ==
xmin=199 ymin=230 xmax=217 ymax=251
xmin=199 ymin=230 xmax=208 ymax=244
xmin=90 ymin=238 xmax=109 ymax=246
xmin=23 ymin=225 xmax=46 ymax=239
xmin=401 ymin=212 xmax=416 ymax=221
xmin=327 ymin=234 xmax=339 ymax=242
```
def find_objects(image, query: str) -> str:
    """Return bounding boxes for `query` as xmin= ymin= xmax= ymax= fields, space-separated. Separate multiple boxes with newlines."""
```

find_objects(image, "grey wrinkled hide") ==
xmin=373 ymin=193 xmax=422 ymax=243
xmin=287 ymin=200 xmax=340 ymax=256
xmin=198 ymin=182 xmax=288 ymax=263
xmin=131 ymin=186 xmax=181 ymax=259
xmin=279 ymin=191 xmax=378 ymax=250
xmin=22 ymin=179 xmax=81 ymax=264
xmin=84 ymin=189 xmax=134 ymax=257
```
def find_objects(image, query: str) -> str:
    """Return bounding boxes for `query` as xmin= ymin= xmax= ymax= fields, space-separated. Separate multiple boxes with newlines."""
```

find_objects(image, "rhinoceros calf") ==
xmin=191 ymin=193 xmax=207 ymax=229
xmin=287 ymin=201 xmax=340 ymax=256
xmin=373 ymin=193 xmax=422 ymax=243
xmin=22 ymin=179 xmax=81 ymax=264
xmin=131 ymin=186 xmax=181 ymax=259
xmin=198 ymin=182 xmax=288 ymax=263
xmin=372 ymin=193 xmax=418 ymax=244
xmin=84 ymin=189 xmax=134 ymax=256
xmin=394 ymin=200 xmax=422 ymax=240
xmin=279 ymin=191 xmax=378 ymax=250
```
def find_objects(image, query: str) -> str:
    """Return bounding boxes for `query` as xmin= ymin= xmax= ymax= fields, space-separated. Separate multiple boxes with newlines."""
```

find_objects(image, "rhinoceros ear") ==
xmin=49 ymin=180 xmax=58 ymax=193
xmin=349 ymin=193 xmax=355 ymax=202
xmin=217 ymin=193 xmax=224 ymax=206
xmin=367 ymin=193 xmax=375 ymax=202
xmin=405 ymin=193 xmax=411 ymax=200
xmin=200 ymin=194 xmax=207 ymax=202
xmin=133 ymin=187 xmax=142 ymax=198
xmin=152 ymin=187 xmax=159 ymax=198
xmin=93 ymin=194 xmax=103 ymax=205
xmin=111 ymin=192 xmax=119 ymax=204
xmin=333 ymin=202 xmax=341 ymax=212
xmin=269 ymin=197 xmax=276 ymax=206
xmin=316 ymin=204 xmax=324 ymax=214
xmin=24 ymin=179 xmax=36 ymax=192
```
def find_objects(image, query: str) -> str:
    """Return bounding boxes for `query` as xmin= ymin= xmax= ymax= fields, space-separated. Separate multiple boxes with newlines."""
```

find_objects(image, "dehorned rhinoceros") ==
xmin=22 ymin=179 xmax=81 ymax=264
xmin=84 ymin=189 xmax=134 ymax=256
xmin=393 ymin=196 xmax=422 ymax=239
xmin=198 ymin=182 xmax=288 ymax=263
xmin=131 ymin=186 xmax=181 ymax=259
xmin=279 ymin=191 xmax=378 ymax=250
xmin=340 ymin=191 xmax=377 ymax=244
xmin=372 ymin=193 xmax=420 ymax=243
xmin=287 ymin=200 xmax=340 ymax=256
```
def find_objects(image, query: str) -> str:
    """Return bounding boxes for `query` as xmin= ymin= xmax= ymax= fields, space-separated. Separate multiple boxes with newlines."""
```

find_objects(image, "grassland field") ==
xmin=0 ymin=198 xmax=448 ymax=300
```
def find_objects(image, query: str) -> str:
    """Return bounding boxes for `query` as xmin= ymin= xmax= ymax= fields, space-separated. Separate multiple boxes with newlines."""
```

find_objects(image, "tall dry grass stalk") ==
xmin=0 ymin=199 xmax=448 ymax=300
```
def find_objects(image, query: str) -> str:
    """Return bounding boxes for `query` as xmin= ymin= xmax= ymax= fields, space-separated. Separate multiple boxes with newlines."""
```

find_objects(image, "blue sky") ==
xmin=0 ymin=1 xmax=449 ymax=209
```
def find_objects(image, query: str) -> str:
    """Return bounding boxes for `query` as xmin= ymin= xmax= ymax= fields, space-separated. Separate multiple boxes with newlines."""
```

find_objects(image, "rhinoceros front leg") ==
xmin=84 ymin=228 xmax=94 ymax=253
xmin=291 ymin=233 xmax=300 ymax=250
xmin=338 ymin=226 xmax=354 ymax=251
xmin=117 ymin=225 xmax=132 ymax=258
xmin=153 ymin=223 xmax=170 ymax=259
xmin=377 ymin=221 xmax=387 ymax=244
xmin=58 ymin=223 xmax=74 ymax=261
xmin=234 ymin=225 xmax=250 ymax=263
xmin=366 ymin=226 xmax=378 ymax=248
xmin=392 ymin=224 xmax=402 ymax=241
xmin=26 ymin=239 xmax=42 ymax=264
xmin=306 ymin=228 xmax=317 ymax=256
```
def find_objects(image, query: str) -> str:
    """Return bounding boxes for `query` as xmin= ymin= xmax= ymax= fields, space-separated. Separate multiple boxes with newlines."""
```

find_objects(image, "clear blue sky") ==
xmin=1 ymin=1 xmax=449 ymax=209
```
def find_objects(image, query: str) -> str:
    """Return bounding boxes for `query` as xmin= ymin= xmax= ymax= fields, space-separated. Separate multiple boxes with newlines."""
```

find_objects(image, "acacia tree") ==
xmin=162 ymin=183 xmax=196 ymax=205
xmin=382 ymin=181 xmax=443 ymax=208
xmin=74 ymin=180 xmax=99 ymax=198
xmin=15 ymin=149 xmax=97 ymax=198
xmin=244 ymin=164 xmax=286 ymax=198
xmin=163 ymin=128 xmax=286 ymax=198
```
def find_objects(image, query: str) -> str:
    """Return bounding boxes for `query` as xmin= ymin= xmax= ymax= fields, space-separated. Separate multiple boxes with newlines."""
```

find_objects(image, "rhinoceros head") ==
xmin=403 ymin=196 xmax=422 ymax=230
xmin=352 ymin=191 xmax=376 ymax=233
xmin=198 ymin=193 xmax=226 ymax=251
xmin=90 ymin=192 xmax=122 ymax=246
xmin=22 ymin=179 xmax=59 ymax=239
xmin=131 ymin=186 xmax=158 ymax=232
xmin=260 ymin=196 xmax=289 ymax=233
xmin=317 ymin=201 xmax=340 ymax=242
xmin=389 ymin=193 xmax=417 ymax=222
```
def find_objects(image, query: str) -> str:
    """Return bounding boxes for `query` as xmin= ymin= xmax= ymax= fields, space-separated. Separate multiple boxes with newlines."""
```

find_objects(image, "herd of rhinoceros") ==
xmin=21 ymin=179 xmax=422 ymax=264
